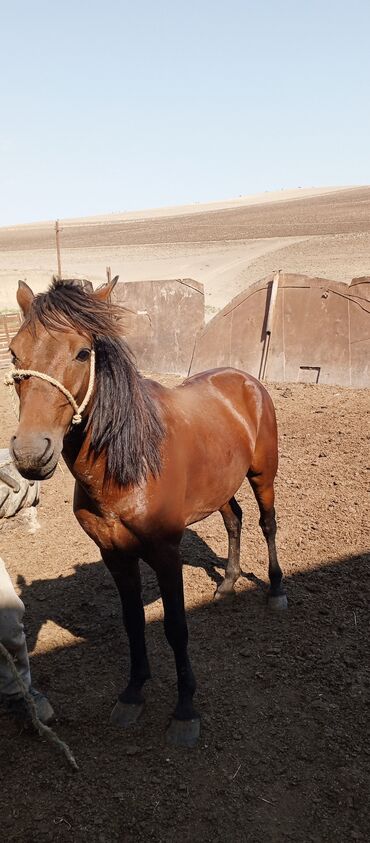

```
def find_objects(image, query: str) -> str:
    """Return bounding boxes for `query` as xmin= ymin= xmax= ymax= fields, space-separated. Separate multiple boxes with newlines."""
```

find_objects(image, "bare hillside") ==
xmin=1 ymin=186 xmax=369 ymax=316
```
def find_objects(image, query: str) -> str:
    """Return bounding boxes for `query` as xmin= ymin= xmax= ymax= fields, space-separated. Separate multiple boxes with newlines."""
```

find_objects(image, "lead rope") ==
xmin=4 ymin=349 xmax=95 ymax=426
xmin=0 ymin=641 xmax=78 ymax=770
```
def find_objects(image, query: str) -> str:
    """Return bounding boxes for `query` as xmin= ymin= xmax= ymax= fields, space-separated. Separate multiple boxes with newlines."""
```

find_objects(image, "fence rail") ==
xmin=0 ymin=312 xmax=22 ymax=368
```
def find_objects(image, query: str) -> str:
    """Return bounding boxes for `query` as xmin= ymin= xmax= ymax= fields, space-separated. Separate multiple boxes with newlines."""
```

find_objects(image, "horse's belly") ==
xmin=183 ymin=442 xmax=251 ymax=526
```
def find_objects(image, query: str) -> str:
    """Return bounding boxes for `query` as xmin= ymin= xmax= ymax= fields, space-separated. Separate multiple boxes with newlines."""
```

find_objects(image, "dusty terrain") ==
xmin=1 ymin=185 xmax=370 ymax=318
xmin=0 ymin=375 xmax=369 ymax=842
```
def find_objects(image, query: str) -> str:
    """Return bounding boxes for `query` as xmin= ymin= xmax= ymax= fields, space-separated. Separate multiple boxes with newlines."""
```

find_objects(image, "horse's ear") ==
xmin=17 ymin=281 xmax=34 ymax=316
xmin=94 ymin=276 xmax=119 ymax=302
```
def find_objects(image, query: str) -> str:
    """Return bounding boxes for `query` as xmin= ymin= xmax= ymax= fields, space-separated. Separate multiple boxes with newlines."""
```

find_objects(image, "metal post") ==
xmin=55 ymin=220 xmax=62 ymax=279
xmin=106 ymin=266 xmax=112 ymax=284
xmin=259 ymin=270 xmax=280 ymax=381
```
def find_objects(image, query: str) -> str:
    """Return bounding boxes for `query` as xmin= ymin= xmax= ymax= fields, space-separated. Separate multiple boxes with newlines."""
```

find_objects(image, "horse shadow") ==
xmin=17 ymin=528 xmax=262 ymax=653
xmin=4 ymin=548 xmax=370 ymax=843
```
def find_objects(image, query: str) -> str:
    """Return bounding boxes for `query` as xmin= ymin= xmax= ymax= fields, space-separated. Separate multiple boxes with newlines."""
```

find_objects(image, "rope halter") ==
xmin=4 ymin=349 xmax=95 ymax=426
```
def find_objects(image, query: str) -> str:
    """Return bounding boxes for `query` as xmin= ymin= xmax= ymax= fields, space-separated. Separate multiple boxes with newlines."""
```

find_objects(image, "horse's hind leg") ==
xmin=215 ymin=497 xmax=242 ymax=601
xmin=247 ymin=472 xmax=288 ymax=610
xmin=102 ymin=551 xmax=151 ymax=727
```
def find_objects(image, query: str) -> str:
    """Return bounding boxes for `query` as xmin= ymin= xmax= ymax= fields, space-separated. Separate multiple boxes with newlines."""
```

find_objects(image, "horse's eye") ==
xmin=76 ymin=348 xmax=91 ymax=362
xmin=10 ymin=351 xmax=18 ymax=366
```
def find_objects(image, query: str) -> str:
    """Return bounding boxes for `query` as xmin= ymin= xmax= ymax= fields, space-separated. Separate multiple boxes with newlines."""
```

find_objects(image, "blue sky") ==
xmin=1 ymin=0 xmax=369 ymax=225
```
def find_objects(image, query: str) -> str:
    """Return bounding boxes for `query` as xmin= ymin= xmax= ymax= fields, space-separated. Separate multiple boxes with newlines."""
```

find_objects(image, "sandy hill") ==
xmin=1 ymin=185 xmax=369 ymax=318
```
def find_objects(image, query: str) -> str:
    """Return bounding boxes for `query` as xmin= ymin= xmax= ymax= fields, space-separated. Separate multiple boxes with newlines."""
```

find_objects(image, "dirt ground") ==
xmin=0 ymin=376 xmax=369 ymax=842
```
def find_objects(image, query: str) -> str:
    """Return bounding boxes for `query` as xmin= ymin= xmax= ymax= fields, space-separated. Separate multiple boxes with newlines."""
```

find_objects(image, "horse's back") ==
xmin=187 ymin=367 xmax=278 ymax=475
xmin=181 ymin=366 xmax=266 ymax=395
xmin=179 ymin=367 xmax=275 ymax=427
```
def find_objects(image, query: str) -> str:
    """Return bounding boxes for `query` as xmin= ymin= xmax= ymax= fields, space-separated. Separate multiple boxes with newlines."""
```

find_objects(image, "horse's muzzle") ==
xmin=10 ymin=434 xmax=60 ymax=481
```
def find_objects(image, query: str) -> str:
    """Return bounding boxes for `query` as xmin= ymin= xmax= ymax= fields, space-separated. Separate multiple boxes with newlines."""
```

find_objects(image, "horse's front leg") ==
xmin=146 ymin=542 xmax=200 ymax=748
xmin=102 ymin=550 xmax=151 ymax=728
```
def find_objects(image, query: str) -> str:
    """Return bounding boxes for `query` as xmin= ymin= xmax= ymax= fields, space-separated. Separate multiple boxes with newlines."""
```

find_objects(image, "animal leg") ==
xmin=247 ymin=472 xmax=288 ymax=610
xmin=215 ymin=497 xmax=242 ymax=600
xmin=147 ymin=542 xmax=200 ymax=748
xmin=102 ymin=551 xmax=151 ymax=727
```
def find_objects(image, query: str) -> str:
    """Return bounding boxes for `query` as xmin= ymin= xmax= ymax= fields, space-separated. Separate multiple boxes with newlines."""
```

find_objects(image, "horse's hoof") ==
xmin=214 ymin=587 xmax=234 ymax=602
xmin=166 ymin=717 xmax=200 ymax=748
xmin=268 ymin=593 xmax=288 ymax=611
xmin=110 ymin=700 xmax=144 ymax=728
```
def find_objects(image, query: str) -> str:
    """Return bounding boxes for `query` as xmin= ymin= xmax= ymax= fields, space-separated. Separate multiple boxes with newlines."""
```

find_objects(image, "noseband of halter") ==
xmin=4 ymin=349 xmax=95 ymax=426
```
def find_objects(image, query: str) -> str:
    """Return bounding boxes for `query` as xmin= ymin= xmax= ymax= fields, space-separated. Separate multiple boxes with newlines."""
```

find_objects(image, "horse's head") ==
xmin=9 ymin=277 xmax=118 ymax=480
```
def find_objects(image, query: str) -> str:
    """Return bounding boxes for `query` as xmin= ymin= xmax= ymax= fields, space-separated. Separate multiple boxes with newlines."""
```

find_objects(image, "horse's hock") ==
xmin=189 ymin=273 xmax=370 ymax=388
xmin=112 ymin=278 xmax=205 ymax=375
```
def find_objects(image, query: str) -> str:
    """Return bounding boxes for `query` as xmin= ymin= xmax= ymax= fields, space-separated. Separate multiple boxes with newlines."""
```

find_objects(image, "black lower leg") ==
xmin=154 ymin=555 xmax=197 ymax=722
xmin=144 ymin=541 xmax=200 ymax=746
xmin=103 ymin=552 xmax=150 ymax=706
xmin=119 ymin=597 xmax=151 ymax=705
xmin=248 ymin=473 xmax=287 ymax=609
xmin=259 ymin=508 xmax=284 ymax=597
xmin=159 ymin=560 xmax=200 ymax=747
xmin=162 ymin=584 xmax=196 ymax=720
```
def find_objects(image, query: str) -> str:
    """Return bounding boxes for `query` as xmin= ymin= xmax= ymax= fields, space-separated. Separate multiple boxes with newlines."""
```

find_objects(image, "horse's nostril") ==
xmin=42 ymin=437 xmax=53 ymax=459
xmin=10 ymin=435 xmax=19 ymax=460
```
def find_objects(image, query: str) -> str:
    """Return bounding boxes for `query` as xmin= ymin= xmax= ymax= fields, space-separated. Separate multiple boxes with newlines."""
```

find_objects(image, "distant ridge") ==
xmin=0 ymin=185 xmax=358 ymax=231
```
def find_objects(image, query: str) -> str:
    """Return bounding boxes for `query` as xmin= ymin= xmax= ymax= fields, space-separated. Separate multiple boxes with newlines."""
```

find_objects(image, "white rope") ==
xmin=4 ymin=349 xmax=95 ymax=426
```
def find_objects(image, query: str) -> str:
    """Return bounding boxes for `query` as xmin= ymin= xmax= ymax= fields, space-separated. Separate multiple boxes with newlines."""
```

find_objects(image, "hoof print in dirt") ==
xmin=166 ymin=717 xmax=201 ymax=748
xmin=110 ymin=701 xmax=144 ymax=728
xmin=267 ymin=593 xmax=288 ymax=611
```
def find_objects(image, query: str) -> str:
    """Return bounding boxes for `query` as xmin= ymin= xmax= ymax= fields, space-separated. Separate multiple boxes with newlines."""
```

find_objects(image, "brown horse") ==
xmin=7 ymin=278 xmax=287 ymax=747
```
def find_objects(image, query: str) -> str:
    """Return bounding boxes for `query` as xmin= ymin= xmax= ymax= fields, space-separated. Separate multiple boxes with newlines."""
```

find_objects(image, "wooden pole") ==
xmin=55 ymin=220 xmax=62 ymax=279
xmin=106 ymin=266 xmax=112 ymax=284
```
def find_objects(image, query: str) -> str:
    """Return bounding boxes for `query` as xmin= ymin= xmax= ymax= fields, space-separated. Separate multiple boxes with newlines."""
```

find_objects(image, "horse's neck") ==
xmin=62 ymin=427 xmax=126 ymax=505
xmin=62 ymin=428 xmax=97 ymax=488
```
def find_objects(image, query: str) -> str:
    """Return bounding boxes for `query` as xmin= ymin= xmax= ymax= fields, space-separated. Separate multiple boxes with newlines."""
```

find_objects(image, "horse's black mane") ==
xmin=26 ymin=278 xmax=165 ymax=486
